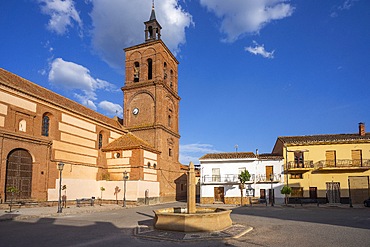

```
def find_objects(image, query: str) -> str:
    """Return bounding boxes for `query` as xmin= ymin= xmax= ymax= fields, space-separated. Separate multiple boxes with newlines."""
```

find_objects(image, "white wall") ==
xmin=48 ymin=179 xmax=159 ymax=201
xmin=200 ymin=158 xmax=285 ymax=204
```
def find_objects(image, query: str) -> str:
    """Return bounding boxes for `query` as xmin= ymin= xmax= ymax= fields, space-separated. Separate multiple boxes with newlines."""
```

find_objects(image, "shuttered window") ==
xmin=212 ymin=168 xmax=220 ymax=182
xmin=326 ymin=150 xmax=336 ymax=167
xmin=352 ymin=150 xmax=362 ymax=166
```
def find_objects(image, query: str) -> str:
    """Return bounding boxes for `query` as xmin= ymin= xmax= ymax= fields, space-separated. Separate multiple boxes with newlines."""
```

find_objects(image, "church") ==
xmin=0 ymin=6 xmax=185 ymax=204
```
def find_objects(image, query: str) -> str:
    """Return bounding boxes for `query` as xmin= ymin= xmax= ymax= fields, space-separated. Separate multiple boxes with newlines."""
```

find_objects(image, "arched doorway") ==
xmin=5 ymin=149 xmax=33 ymax=201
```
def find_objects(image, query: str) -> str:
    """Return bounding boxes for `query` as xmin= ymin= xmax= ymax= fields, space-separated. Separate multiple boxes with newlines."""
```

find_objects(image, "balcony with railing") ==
xmin=287 ymin=159 xmax=370 ymax=171
xmin=287 ymin=160 xmax=314 ymax=170
xmin=202 ymin=173 xmax=282 ymax=184
xmin=255 ymin=174 xmax=282 ymax=183
xmin=315 ymin=159 xmax=370 ymax=170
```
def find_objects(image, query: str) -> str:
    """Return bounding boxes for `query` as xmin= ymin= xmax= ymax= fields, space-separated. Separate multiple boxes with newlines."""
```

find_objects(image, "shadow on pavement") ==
xmin=231 ymin=204 xmax=370 ymax=230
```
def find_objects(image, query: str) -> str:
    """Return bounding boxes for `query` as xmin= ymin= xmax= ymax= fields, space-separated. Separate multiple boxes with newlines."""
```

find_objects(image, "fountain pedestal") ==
xmin=153 ymin=162 xmax=233 ymax=232
xmin=153 ymin=207 xmax=232 ymax=232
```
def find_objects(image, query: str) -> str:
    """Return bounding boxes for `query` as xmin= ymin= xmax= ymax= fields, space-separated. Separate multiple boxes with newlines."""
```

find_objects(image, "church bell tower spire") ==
xmin=144 ymin=0 xmax=161 ymax=42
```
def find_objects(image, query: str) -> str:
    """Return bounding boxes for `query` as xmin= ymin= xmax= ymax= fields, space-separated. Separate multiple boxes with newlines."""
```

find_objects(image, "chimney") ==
xmin=359 ymin=122 xmax=365 ymax=136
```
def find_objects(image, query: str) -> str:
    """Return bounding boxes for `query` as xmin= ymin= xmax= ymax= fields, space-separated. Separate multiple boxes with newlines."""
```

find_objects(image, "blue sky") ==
xmin=1 ymin=0 xmax=369 ymax=164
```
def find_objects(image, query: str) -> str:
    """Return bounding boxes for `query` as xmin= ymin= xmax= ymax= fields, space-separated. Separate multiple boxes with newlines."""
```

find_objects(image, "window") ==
xmin=169 ymin=148 xmax=172 ymax=157
xmin=168 ymin=109 xmax=172 ymax=127
xmin=352 ymin=150 xmax=362 ymax=166
xmin=147 ymin=162 xmax=151 ymax=168
xmin=212 ymin=168 xmax=221 ymax=182
xmin=163 ymin=62 xmax=167 ymax=80
xmin=290 ymin=173 xmax=303 ymax=179
xmin=98 ymin=133 xmax=103 ymax=149
xmin=147 ymin=59 xmax=153 ymax=80
xmin=170 ymin=70 xmax=173 ymax=88
xmin=291 ymin=187 xmax=303 ymax=197
xmin=326 ymin=150 xmax=336 ymax=167
xmin=41 ymin=115 xmax=49 ymax=136
xmin=266 ymin=166 xmax=273 ymax=181
xmin=19 ymin=119 xmax=26 ymax=132
xmin=134 ymin=62 xmax=140 ymax=82
xmin=294 ymin=152 xmax=304 ymax=168
xmin=153 ymin=163 xmax=157 ymax=169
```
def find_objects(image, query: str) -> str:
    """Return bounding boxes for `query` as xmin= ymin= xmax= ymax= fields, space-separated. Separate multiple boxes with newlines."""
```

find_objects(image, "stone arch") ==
xmin=5 ymin=148 xmax=33 ymax=201
xmin=128 ymin=91 xmax=155 ymax=125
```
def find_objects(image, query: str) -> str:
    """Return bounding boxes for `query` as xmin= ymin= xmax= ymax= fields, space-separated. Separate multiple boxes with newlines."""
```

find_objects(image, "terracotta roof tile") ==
xmin=257 ymin=153 xmax=283 ymax=160
xmin=200 ymin=152 xmax=256 ymax=160
xmin=0 ymin=68 xmax=124 ymax=130
xmin=102 ymin=132 xmax=159 ymax=153
xmin=278 ymin=133 xmax=370 ymax=145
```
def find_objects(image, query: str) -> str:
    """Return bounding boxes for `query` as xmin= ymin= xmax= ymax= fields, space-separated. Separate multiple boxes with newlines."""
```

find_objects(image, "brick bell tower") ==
xmin=122 ymin=3 xmax=182 ymax=201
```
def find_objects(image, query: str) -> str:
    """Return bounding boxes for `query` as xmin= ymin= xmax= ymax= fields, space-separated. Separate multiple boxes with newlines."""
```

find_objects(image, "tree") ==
xmin=100 ymin=186 xmax=106 ymax=205
xmin=6 ymin=186 xmax=19 ymax=213
xmin=238 ymin=170 xmax=251 ymax=206
xmin=280 ymin=185 xmax=292 ymax=205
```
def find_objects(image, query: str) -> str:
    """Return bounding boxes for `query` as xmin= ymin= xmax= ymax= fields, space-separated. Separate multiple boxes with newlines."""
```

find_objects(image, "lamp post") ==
xmin=123 ymin=171 xmax=128 ymax=207
xmin=270 ymin=173 xmax=274 ymax=207
xmin=57 ymin=162 xmax=65 ymax=213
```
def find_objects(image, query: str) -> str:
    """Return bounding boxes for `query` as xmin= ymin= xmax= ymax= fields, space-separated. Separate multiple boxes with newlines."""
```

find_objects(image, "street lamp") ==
xmin=57 ymin=162 xmax=65 ymax=213
xmin=123 ymin=171 xmax=128 ymax=207
xmin=270 ymin=173 xmax=274 ymax=207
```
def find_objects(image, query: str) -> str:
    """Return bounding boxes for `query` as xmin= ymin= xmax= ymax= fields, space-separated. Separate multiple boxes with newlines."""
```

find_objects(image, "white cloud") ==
xmin=74 ymin=94 xmax=97 ymax=110
xmin=179 ymin=143 xmax=221 ymax=164
xmin=200 ymin=0 xmax=294 ymax=42
xmin=330 ymin=0 xmax=359 ymax=17
xmin=98 ymin=101 xmax=123 ymax=117
xmin=89 ymin=0 xmax=193 ymax=69
xmin=38 ymin=0 xmax=82 ymax=35
xmin=48 ymin=58 xmax=116 ymax=108
xmin=245 ymin=41 xmax=275 ymax=59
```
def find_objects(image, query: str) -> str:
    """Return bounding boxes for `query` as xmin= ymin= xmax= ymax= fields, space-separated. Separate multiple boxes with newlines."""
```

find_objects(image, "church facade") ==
xmin=0 ymin=6 xmax=184 ymax=204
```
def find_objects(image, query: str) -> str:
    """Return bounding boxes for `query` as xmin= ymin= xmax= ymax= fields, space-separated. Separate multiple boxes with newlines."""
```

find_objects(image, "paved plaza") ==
xmin=0 ymin=202 xmax=369 ymax=246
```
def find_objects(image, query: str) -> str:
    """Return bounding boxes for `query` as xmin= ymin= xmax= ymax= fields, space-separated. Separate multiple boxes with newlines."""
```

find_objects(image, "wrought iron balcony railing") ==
xmin=254 ymin=174 xmax=282 ymax=182
xmin=202 ymin=173 xmax=282 ymax=184
xmin=315 ymin=159 xmax=370 ymax=168
xmin=287 ymin=159 xmax=370 ymax=170
xmin=287 ymin=160 xmax=314 ymax=169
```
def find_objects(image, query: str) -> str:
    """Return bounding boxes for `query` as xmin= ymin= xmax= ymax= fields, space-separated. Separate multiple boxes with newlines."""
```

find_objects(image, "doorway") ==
xmin=309 ymin=187 xmax=317 ymax=199
xmin=214 ymin=187 xmax=224 ymax=203
xmin=326 ymin=182 xmax=340 ymax=203
xmin=5 ymin=149 xmax=33 ymax=201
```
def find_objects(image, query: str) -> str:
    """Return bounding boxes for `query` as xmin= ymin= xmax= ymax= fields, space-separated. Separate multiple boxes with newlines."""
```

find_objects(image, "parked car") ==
xmin=364 ymin=198 xmax=370 ymax=207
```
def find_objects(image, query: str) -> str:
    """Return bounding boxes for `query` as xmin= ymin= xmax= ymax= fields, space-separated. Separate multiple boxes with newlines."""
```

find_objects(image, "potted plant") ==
xmin=238 ymin=170 xmax=251 ymax=206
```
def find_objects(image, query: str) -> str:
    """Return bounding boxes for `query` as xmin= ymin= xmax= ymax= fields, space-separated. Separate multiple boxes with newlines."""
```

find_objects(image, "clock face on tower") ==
xmin=132 ymin=107 xmax=139 ymax=115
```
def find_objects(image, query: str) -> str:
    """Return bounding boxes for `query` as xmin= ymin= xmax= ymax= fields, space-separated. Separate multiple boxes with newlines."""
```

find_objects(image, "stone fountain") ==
xmin=153 ymin=162 xmax=232 ymax=232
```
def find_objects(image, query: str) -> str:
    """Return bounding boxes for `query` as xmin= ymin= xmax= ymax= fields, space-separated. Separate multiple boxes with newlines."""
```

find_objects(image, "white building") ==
xmin=199 ymin=152 xmax=285 ymax=205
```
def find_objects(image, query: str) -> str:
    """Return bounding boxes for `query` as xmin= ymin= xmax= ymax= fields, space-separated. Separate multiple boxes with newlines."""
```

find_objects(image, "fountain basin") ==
xmin=153 ymin=207 xmax=232 ymax=232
